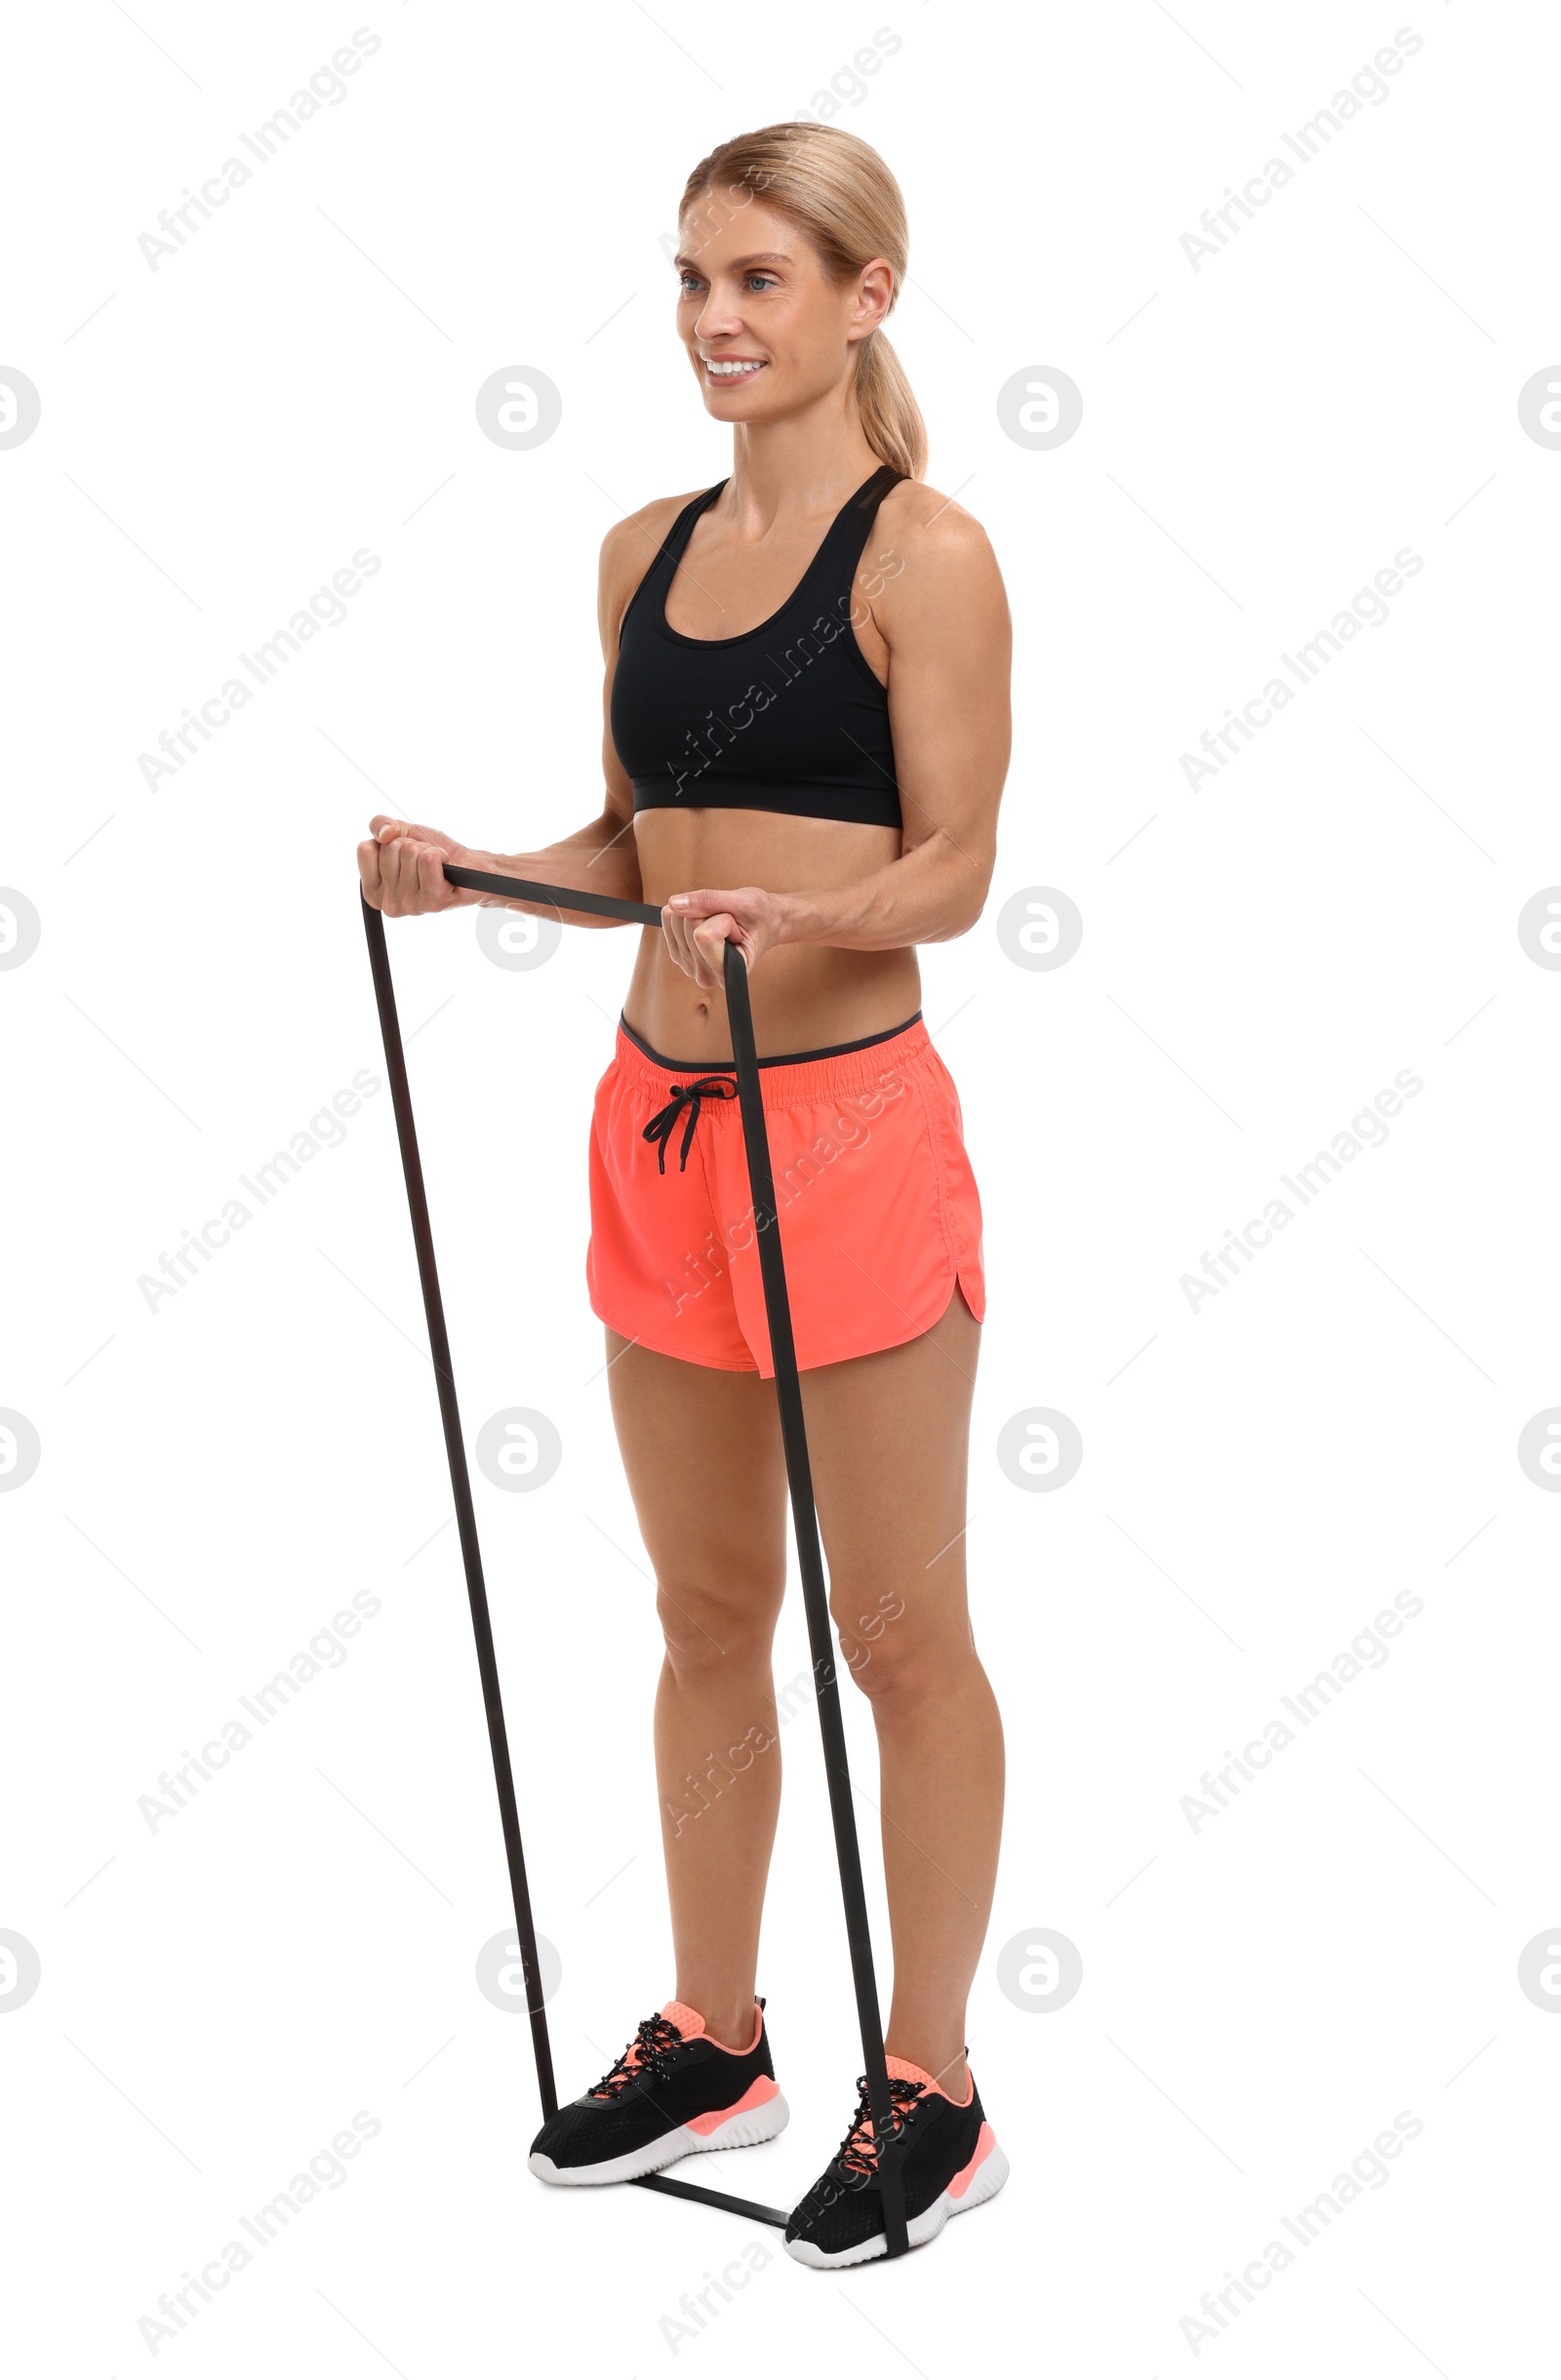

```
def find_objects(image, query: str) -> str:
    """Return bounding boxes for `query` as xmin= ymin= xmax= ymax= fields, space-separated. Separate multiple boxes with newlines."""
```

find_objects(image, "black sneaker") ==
xmin=528 ymin=1999 xmax=788 ymax=2186
xmin=784 ymin=2053 xmax=1007 ymax=2267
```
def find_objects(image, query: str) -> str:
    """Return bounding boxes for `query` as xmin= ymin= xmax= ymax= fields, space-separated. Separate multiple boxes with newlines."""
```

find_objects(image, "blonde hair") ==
xmin=680 ymin=122 xmax=928 ymax=481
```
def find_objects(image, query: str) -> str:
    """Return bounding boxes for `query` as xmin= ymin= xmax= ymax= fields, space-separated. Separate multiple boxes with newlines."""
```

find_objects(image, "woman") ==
xmin=357 ymin=121 xmax=1012 ymax=2269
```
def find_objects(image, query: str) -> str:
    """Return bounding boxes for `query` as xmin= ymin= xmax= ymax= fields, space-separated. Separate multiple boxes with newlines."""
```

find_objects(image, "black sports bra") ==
xmin=610 ymin=464 xmax=905 ymax=829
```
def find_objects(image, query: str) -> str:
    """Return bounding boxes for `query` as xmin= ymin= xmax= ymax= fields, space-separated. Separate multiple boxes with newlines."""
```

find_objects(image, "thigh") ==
xmin=604 ymin=1331 xmax=791 ymax=1660
xmin=799 ymin=1287 xmax=981 ymax=1669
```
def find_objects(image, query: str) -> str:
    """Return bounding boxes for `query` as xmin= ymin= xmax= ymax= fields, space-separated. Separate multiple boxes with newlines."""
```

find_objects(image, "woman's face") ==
xmin=674 ymin=192 xmax=891 ymax=429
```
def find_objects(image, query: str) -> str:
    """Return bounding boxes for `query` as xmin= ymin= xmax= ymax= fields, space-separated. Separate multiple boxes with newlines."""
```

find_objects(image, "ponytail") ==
xmin=853 ymin=328 xmax=925 ymax=482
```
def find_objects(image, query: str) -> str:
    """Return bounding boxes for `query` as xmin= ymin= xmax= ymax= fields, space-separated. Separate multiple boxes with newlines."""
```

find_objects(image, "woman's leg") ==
xmin=799 ymin=1287 xmax=1001 ymax=2101
xmin=605 ymin=1330 xmax=790 ymax=2050
xmin=604 ymin=1287 xmax=1001 ymax=2084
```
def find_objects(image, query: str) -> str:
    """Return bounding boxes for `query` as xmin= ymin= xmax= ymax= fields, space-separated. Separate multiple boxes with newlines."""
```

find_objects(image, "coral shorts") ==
xmin=586 ymin=1010 xmax=985 ymax=1376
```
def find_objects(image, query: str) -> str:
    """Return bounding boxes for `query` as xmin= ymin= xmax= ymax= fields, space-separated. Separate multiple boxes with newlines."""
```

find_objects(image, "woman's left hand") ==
xmin=660 ymin=886 xmax=795 ymax=991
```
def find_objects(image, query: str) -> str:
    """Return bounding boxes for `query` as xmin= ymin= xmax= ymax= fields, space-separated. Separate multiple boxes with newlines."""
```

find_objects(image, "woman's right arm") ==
xmin=354 ymin=503 xmax=679 ymax=927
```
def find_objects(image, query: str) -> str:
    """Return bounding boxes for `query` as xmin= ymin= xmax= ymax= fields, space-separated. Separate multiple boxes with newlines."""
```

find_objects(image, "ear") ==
xmin=847 ymin=258 xmax=895 ymax=343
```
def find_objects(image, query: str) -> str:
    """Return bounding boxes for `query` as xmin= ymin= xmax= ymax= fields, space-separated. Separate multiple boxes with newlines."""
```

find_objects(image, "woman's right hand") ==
xmin=357 ymin=815 xmax=485 ymax=916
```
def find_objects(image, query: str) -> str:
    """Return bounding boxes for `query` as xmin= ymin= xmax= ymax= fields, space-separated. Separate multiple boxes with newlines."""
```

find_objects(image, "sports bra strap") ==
xmin=650 ymin=482 xmax=725 ymax=583
xmin=819 ymin=463 xmax=906 ymax=607
xmin=666 ymin=481 xmax=726 ymax=557
xmin=618 ymin=483 xmax=724 ymax=636
xmin=847 ymin=462 xmax=906 ymax=514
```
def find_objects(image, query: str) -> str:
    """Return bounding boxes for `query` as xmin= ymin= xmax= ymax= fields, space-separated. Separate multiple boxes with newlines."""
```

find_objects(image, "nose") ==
xmin=693 ymin=285 xmax=745 ymax=343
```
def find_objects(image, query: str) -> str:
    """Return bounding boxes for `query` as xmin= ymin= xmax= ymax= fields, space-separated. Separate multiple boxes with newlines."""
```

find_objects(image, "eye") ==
xmin=745 ymin=273 xmax=778 ymax=292
xmin=677 ymin=272 xmax=702 ymax=295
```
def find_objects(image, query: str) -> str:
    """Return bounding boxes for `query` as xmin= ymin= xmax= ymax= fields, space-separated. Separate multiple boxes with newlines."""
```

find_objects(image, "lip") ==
xmin=700 ymin=356 xmax=769 ymax=380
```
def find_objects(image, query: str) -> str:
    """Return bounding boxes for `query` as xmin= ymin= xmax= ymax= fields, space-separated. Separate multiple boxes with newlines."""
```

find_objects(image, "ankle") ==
xmin=886 ymin=2040 xmax=970 ymax=2102
xmin=685 ymin=1996 xmax=757 ymax=2052
xmin=938 ymin=2055 xmax=972 ymax=2103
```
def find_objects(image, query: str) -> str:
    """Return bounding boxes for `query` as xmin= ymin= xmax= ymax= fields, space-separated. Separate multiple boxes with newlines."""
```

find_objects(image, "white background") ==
xmin=4 ymin=1 xmax=1559 ymax=2369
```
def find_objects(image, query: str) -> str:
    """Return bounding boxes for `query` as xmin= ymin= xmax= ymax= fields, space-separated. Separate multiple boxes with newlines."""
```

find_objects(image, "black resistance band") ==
xmin=361 ymin=863 xmax=909 ymax=2257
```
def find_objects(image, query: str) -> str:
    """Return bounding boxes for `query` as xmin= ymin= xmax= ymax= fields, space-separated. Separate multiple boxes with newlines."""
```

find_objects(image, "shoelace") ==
xmin=642 ymin=1075 xmax=740 ymax=1173
xmin=589 ymin=2011 xmax=685 ymax=2099
xmin=834 ymin=2073 xmax=927 ymax=2181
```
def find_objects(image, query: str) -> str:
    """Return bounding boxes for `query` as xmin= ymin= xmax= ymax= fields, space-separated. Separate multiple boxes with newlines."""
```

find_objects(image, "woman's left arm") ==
xmin=662 ymin=496 xmax=1012 ymax=983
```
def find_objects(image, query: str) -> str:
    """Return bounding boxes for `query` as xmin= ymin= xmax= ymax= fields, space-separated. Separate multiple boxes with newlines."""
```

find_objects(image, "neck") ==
xmin=722 ymin=388 xmax=883 ymax=530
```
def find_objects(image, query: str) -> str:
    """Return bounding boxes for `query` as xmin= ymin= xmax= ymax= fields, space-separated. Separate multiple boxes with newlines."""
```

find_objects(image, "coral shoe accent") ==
xmin=687 ymin=2075 xmax=780 ymax=2135
xmin=946 ymin=2121 xmax=996 ymax=2198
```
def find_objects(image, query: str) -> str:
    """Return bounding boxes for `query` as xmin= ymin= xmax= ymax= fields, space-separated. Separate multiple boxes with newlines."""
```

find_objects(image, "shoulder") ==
xmin=869 ymin=480 xmax=1009 ymax=633
xmin=599 ymin=487 xmax=707 ymax=584
xmin=876 ymin=477 xmax=998 ymax=560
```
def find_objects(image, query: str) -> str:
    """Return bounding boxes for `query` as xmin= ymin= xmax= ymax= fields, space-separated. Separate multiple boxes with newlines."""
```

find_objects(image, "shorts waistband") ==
xmin=613 ymin=1009 xmax=931 ymax=1108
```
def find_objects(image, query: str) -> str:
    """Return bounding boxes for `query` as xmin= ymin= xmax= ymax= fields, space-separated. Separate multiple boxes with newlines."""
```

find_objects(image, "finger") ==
xmin=357 ymin=838 xmax=384 ymax=908
xmin=384 ymin=837 xmax=423 ymax=917
xmin=416 ymin=841 xmax=450 ymax=910
xmin=723 ymin=925 xmax=754 ymax=981
xmin=667 ymin=890 xmax=732 ymax=928
xmin=695 ymin=915 xmax=737 ymax=987
xmin=660 ymin=905 xmax=692 ymax=977
xmin=374 ymin=816 xmax=456 ymax=864
xmin=682 ymin=913 xmax=715 ymax=984
xmin=377 ymin=834 xmax=402 ymax=916
xmin=416 ymin=841 xmax=448 ymax=912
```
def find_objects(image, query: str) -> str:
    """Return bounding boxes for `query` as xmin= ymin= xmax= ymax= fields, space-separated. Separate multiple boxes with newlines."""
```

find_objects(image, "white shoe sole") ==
xmin=530 ymin=2087 xmax=790 ymax=2186
xmin=784 ymin=2138 xmax=1010 ymax=2268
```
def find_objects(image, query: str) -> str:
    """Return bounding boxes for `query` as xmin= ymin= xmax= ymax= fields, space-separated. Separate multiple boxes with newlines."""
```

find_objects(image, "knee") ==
xmin=840 ymin=1637 xmax=944 ymax=1708
xmin=832 ymin=1588 xmax=951 ymax=1709
xmin=657 ymin=1563 xmax=782 ymax=1685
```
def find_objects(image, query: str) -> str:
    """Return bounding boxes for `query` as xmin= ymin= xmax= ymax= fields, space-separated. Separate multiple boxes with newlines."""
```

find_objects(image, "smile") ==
xmin=702 ymin=359 xmax=768 ymax=382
